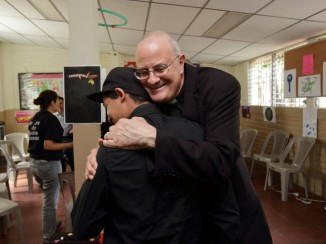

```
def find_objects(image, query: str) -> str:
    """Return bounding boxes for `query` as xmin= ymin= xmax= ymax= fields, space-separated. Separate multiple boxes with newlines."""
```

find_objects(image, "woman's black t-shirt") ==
xmin=28 ymin=110 xmax=64 ymax=161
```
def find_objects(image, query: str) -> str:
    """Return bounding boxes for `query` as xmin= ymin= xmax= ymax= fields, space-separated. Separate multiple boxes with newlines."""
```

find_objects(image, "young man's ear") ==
xmin=114 ymin=88 xmax=126 ymax=100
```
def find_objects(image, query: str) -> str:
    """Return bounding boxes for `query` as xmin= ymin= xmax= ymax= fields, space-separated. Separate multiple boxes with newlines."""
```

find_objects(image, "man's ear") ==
xmin=178 ymin=53 xmax=185 ymax=74
xmin=114 ymin=88 xmax=126 ymax=101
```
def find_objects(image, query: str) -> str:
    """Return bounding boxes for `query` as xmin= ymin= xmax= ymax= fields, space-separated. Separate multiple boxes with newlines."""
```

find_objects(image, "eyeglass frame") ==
xmin=134 ymin=55 xmax=180 ymax=81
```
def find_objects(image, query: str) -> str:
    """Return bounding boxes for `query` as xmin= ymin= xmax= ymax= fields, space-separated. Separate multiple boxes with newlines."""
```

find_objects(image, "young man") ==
xmin=86 ymin=31 xmax=272 ymax=243
xmin=54 ymin=96 xmax=74 ymax=171
xmin=72 ymin=67 xmax=203 ymax=243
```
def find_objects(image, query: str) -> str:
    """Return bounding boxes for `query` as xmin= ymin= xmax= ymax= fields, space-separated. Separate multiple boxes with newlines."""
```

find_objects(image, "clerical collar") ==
xmin=169 ymin=99 xmax=177 ymax=104
xmin=172 ymin=84 xmax=185 ymax=103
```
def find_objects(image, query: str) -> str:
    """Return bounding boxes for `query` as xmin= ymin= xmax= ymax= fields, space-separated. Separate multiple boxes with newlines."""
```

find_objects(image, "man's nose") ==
xmin=147 ymin=71 xmax=160 ymax=84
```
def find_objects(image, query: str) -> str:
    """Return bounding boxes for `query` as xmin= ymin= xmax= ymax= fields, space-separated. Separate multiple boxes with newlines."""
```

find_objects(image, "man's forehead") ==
xmin=136 ymin=40 xmax=174 ymax=65
xmin=136 ymin=54 xmax=173 ymax=68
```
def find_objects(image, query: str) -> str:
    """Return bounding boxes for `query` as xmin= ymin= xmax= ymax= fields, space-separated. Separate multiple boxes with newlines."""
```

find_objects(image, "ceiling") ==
xmin=1 ymin=0 xmax=326 ymax=65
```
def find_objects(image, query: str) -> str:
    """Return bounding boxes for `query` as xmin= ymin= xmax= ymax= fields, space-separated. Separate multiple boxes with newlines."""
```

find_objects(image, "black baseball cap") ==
xmin=87 ymin=67 xmax=150 ymax=103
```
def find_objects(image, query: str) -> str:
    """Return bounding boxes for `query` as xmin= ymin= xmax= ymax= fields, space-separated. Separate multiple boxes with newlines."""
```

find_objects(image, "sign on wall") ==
xmin=263 ymin=106 xmax=276 ymax=123
xmin=303 ymin=108 xmax=317 ymax=138
xmin=63 ymin=66 xmax=103 ymax=123
xmin=15 ymin=111 xmax=36 ymax=124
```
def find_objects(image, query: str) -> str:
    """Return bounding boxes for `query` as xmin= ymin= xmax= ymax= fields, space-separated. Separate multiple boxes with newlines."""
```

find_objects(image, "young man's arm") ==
xmin=72 ymin=159 xmax=110 ymax=239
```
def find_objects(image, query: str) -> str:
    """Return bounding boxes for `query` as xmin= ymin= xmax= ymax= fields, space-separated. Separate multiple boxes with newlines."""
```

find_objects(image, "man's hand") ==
xmin=85 ymin=147 xmax=99 ymax=180
xmin=103 ymin=117 xmax=156 ymax=150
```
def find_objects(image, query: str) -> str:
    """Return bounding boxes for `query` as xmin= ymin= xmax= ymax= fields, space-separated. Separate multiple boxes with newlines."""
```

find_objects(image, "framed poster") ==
xmin=18 ymin=73 xmax=64 ymax=110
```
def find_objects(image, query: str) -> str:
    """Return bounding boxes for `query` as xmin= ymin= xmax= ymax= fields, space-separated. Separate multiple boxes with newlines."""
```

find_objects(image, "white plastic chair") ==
xmin=240 ymin=129 xmax=258 ymax=161
xmin=250 ymin=130 xmax=290 ymax=176
xmin=0 ymin=198 xmax=26 ymax=243
xmin=264 ymin=136 xmax=315 ymax=201
xmin=0 ymin=140 xmax=33 ymax=194
xmin=0 ymin=148 xmax=11 ymax=200
xmin=4 ymin=133 xmax=30 ymax=162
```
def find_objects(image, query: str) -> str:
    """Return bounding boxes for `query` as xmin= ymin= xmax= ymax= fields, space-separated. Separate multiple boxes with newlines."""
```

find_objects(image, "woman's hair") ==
xmin=33 ymin=90 xmax=58 ymax=110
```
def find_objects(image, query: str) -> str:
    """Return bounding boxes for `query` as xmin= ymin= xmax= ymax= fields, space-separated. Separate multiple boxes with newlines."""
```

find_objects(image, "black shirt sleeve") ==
xmin=71 ymin=162 xmax=110 ymax=239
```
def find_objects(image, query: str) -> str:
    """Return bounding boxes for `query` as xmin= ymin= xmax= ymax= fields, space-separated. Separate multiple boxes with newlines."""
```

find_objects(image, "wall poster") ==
xmin=298 ymin=74 xmax=321 ymax=97
xmin=284 ymin=69 xmax=297 ymax=98
xmin=263 ymin=106 xmax=276 ymax=123
xmin=15 ymin=111 xmax=36 ymax=124
xmin=302 ymin=54 xmax=314 ymax=75
xmin=241 ymin=106 xmax=251 ymax=119
xmin=323 ymin=62 xmax=326 ymax=95
xmin=18 ymin=73 xmax=64 ymax=110
xmin=64 ymin=66 xmax=103 ymax=123
xmin=303 ymin=108 xmax=317 ymax=138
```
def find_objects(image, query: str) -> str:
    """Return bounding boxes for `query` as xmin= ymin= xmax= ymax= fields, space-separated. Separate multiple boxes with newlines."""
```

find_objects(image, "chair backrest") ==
xmin=279 ymin=136 xmax=315 ymax=170
xmin=0 ymin=140 xmax=24 ymax=170
xmin=240 ymin=129 xmax=258 ymax=157
xmin=4 ymin=133 xmax=29 ymax=157
xmin=0 ymin=148 xmax=10 ymax=188
xmin=260 ymin=130 xmax=290 ymax=156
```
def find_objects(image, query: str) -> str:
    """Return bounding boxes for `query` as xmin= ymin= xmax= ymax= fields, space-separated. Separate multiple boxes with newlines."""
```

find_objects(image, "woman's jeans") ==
xmin=30 ymin=158 xmax=62 ymax=240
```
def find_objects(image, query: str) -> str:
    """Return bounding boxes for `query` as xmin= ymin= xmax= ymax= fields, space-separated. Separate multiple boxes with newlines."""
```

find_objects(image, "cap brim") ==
xmin=87 ymin=91 xmax=104 ymax=103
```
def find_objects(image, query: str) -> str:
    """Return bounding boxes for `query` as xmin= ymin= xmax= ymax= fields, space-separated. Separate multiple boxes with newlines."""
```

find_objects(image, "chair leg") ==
xmin=14 ymin=206 xmax=26 ymax=244
xmin=250 ymin=158 xmax=255 ymax=176
xmin=267 ymin=166 xmax=272 ymax=187
xmin=302 ymin=172 xmax=309 ymax=198
xmin=5 ymin=180 xmax=11 ymax=200
xmin=14 ymin=170 xmax=18 ymax=187
xmin=281 ymin=172 xmax=289 ymax=201
xmin=288 ymin=174 xmax=293 ymax=190
xmin=264 ymin=167 xmax=270 ymax=191
xmin=26 ymin=170 xmax=33 ymax=194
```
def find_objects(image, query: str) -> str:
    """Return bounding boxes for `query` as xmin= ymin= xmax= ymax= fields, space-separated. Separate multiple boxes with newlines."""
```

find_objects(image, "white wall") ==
xmin=0 ymin=43 xmax=69 ymax=111
xmin=0 ymin=43 xmax=247 ymax=113
xmin=0 ymin=43 xmax=139 ymax=112
xmin=232 ymin=61 xmax=249 ymax=106
xmin=0 ymin=43 xmax=3 ymax=112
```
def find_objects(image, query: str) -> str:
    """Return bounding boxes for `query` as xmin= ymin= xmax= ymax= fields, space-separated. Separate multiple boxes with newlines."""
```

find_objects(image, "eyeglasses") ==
xmin=134 ymin=55 xmax=179 ymax=81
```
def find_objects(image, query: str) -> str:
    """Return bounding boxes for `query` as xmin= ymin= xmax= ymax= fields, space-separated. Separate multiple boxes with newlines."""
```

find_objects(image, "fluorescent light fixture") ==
xmin=203 ymin=12 xmax=251 ymax=38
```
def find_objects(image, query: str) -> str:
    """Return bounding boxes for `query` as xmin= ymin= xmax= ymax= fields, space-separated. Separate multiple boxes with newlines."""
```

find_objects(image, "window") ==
xmin=317 ymin=97 xmax=326 ymax=108
xmin=248 ymin=52 xmax=306 ymax=107
xmin=248 ymin=55 xmax=273 ymax=106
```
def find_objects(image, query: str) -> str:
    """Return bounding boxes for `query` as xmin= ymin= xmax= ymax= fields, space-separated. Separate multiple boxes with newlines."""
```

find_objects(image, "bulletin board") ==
xmin=284 ymin=38 xmax=326 ymax=97
xmin=18 ymin=73 xmax=64 ymax=110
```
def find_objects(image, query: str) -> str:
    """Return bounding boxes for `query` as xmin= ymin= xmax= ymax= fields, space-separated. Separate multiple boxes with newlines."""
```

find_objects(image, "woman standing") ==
xmin=28 ymin=90 xmax=73 ymax=242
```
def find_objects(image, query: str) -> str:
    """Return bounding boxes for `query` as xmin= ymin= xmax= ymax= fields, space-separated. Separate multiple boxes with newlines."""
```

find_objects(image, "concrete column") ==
xmin=68 ymin=0 xmax=100 ymax=191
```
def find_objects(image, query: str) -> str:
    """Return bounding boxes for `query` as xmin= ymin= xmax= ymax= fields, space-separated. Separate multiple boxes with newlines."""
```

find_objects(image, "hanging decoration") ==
xmin=98 ymin=8 xmax=128 ymax=28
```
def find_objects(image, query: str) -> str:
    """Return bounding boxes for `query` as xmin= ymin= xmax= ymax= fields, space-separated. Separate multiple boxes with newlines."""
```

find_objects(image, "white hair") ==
xmin=140 ymin=31 xmax=181 ymax=56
